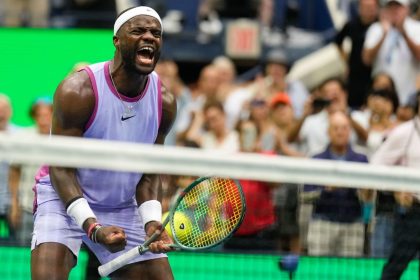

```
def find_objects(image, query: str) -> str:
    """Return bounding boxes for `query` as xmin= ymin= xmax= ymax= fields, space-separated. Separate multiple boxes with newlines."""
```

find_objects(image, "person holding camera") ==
xmin=287 ymin=78 xmax=369 ymax=253
xmin=288 ymin=77 xmax=367 ymax=157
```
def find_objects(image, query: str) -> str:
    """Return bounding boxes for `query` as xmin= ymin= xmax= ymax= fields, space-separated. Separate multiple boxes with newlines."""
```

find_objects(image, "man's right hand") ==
xmin=379 ymin=9 xmax=392 ymax=34
xmin=95 ymin=226 xmax=127 ymax=253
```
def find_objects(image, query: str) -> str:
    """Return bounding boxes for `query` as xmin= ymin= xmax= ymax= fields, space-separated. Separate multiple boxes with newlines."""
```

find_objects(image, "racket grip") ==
xmin=98 ymin=246 xmax=140 ymax=277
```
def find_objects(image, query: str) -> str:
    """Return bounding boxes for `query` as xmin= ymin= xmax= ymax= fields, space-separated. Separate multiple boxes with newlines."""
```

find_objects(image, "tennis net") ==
xmin=0 ymin=132 xmax=419 ymax=280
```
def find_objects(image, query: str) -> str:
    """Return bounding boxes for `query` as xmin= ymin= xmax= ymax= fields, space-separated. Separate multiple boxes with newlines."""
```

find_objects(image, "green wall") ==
xmin=0 ymin=28 xmax=115 ymax=126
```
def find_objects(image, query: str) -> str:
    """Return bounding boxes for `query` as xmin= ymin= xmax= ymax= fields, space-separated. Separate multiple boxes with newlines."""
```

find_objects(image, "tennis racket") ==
xmin=98 ymin=177 xmax=246 ymax=277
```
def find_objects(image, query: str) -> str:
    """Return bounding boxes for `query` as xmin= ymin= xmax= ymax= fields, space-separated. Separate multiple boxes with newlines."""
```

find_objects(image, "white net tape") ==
xmin=0 ymin=132 xmax=419 ymax=193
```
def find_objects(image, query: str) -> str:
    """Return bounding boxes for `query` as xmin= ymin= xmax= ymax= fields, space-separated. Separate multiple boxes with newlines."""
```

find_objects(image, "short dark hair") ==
xmin=368 ymin=88 xmax=399 ymax=113
xmin=203 ymin=99 xmax=224 ymax=114
xmin=318 ymin=77 xmax=347 ymax=92
xmin=29 ymin=97 xmax=53 ymax=119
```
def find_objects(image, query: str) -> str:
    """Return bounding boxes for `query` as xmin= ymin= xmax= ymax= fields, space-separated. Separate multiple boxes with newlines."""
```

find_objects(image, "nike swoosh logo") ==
xmin=121 ymin=115 xmax=136 ymax=121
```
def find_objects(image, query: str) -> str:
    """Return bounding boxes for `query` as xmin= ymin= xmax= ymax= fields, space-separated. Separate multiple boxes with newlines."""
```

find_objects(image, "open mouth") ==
xmin=137 ymin=46 xmax=155 ymax=65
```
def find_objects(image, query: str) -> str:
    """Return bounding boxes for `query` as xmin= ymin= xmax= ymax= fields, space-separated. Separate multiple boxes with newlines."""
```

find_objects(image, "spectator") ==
xmin=223 ymin=98 xmax=278 ymax=251
xmin=269 ymin=92 xmax=299 ymax=145
xmin=155 ymin=59 xmax=193 ymax=146
xmin=288 ymin=77 xmax=367 ymax=156
xmin=352 ymin=88 xmax=399 ymax=158
xmin=223 ymin=79 xmax=256 ymax=131
xmin=371 ymin=71 xmax=397 ymax=92
xmin=176 ymin=64 xmax=221 ymax=139
xmin=2 ymin=0 xmax=50 ymax=27
xmin=368 ymin=71 xmax=415 ymax=123
xmin=288 ymin=78 xmax=369 ymax=251
xmin=362 ymin=0 xmax=420 ymax=106
xmin=268 ymin=92 xmax=302 ymax=253
xmin=350 ymin=72 xmax=400 ymax=258
xmin=184 ymin=99 xmax=240 ymax=153
xmin=305 ymin=111 xmax=370 ymax=257
xmin=223 ymin=176 xmax=277 ymax=251
xmin=211 ymin=56 xmax=239 ymax=103
xmin=222 ymin=49 xmax=308 ymax=131
xmin=262 ymin=49 xmax=310 ymax=119
xmin=371 ymin=92 xmax=420 ymax=279
xmin=0 ymin=94 xmax=19 ymax=243
xmin=272 ymin=180 xmax=301 ymax=254
xmin=0 ymin=94 xmax=16 ymax=132
xmin=350 ymin=87 xmax=400 ymax=258
xmin=238 ymin=96 xmax=300 ymax=156
xmin=334 ymin=0 xmax=379 ymax=109
xmin=12 ymin=97 xmax=53 ymax=246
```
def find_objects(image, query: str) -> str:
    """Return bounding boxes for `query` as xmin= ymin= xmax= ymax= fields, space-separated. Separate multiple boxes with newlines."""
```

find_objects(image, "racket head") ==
xmin=168 ymin=177 xmax=246 ymax=250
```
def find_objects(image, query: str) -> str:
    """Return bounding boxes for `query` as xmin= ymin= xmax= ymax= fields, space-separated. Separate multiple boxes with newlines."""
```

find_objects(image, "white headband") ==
xmin=114 ymin=6 xmax=163 ymax=35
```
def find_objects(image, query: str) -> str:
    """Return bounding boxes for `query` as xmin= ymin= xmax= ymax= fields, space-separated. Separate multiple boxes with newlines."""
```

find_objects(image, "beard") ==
xmin=119 ymin=44 xmax=161 ymax=75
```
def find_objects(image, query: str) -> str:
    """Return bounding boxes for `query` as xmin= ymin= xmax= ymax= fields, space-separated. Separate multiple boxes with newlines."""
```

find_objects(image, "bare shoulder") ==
xmin=56 ymin=70 xmax=94 ymax=105
xmin=53 ymin=70 xmax=96 ymax=136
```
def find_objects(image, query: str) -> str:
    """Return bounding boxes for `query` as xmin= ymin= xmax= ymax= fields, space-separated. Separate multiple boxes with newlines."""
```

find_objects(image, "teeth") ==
xmin=140 ymin=47 xmax=154 ymax=53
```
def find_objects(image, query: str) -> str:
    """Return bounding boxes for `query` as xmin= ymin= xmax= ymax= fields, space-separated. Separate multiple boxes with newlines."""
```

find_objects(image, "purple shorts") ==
xmin=31 ymin=199 xmax=166 ymax=265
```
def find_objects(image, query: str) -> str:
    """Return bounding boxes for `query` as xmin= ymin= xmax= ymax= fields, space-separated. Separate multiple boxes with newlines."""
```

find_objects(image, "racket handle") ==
xmin=98 ymin=231 xmax=161 ymax=277
xmin=98 ymin=246 xmax=141 ymax=277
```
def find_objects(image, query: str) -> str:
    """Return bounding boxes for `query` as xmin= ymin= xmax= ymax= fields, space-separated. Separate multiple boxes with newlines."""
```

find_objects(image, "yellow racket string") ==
xmin=172 ymin=178 xmax=244 ymax=248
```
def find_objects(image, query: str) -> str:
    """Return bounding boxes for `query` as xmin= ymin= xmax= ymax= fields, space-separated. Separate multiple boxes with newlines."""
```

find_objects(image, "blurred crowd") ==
xmin=0 ymin=0 xmax=420 ymax=271
xmin=156 ymin=0 xmax=420 ymax=261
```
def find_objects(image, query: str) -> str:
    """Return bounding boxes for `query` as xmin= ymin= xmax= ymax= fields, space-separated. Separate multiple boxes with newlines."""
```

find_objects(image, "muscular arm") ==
xmin=49 ymin=70 xmax=95 ymax=232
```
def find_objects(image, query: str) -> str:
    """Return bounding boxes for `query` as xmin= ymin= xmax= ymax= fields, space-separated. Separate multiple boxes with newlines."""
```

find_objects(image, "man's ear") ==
xmin=113 ymin=36 xmax=119 ymax=48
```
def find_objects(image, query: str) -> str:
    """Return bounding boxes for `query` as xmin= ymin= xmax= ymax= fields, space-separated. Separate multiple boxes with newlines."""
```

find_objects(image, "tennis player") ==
xmin=30 ymin=6 xmax=177 ymax=280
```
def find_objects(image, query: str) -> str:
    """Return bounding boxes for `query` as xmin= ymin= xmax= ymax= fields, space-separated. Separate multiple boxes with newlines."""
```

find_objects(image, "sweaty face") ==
xmin=115 ymin=15 xmax=162 ymax=74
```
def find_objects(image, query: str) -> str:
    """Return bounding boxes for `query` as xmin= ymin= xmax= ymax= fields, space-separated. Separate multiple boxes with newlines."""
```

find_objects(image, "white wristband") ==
xmin=66 ymin=197 xmax=96 ymax=228
xmin=138 ymin=200 xmax=162 ymax=229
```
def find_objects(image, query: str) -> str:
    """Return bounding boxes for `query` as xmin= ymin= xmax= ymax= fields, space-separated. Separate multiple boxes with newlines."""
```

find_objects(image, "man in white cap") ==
xmin=31 ymin=6 xmax=177 ymax=279
xmin=362 ymin=0 xmax=420 ymax=107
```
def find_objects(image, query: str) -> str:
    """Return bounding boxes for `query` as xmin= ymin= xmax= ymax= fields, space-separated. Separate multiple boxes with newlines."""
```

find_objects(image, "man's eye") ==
xmin=131 ymin=29 xmax=145 ymax=35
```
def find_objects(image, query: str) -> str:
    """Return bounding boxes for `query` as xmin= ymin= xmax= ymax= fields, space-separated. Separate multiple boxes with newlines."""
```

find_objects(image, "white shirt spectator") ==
xmin=201 ymin=130 xmax=240 ymax=152
xmin=371 ymin=116 xmax=420 ymax=199
xmin=299 ymin=110 xmax=361 ymax=156
xmin=364 ymin=18 xmax=420 ymax=105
